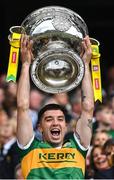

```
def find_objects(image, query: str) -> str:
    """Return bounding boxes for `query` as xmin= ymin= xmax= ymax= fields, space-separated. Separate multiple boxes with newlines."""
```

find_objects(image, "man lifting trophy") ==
xmin=5 ymin=6 xmax=103 ymax=179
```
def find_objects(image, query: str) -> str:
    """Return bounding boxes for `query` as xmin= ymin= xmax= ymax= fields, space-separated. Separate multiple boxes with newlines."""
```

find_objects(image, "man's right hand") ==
xmin=20 ymin=34 xmax=33 ymax=65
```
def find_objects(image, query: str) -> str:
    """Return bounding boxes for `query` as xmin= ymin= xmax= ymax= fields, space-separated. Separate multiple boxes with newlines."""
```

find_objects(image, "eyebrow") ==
xmin=44 ymin=115 xmax=65 ymax=120
xmin=44 ymin=116 xmax=53 ymax=120
xmin=58 ymin=116 xmax=65 ymax=119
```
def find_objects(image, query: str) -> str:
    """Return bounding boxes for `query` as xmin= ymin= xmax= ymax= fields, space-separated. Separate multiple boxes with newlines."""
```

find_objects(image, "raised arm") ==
xmin=17 ymin=34 xmax=34 ymax=146
xmin=75 ymin=35 xmax=94 ymax=148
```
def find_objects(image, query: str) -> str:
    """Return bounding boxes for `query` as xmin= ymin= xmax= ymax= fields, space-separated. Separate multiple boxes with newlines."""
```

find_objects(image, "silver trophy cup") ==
xmin=9 ymin=6 xmax=88 ymax=93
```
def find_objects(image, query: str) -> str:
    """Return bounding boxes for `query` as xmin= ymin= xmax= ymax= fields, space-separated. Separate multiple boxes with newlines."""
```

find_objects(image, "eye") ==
xmin=58 ymin=117 xmax=64 ymax=122
xmin=45 ymin=117 xmax=53 ymax=122
xmin=46 ymin=118 xmax=52 ymax=122
xmin=106 ymin=152 xmax=111 ymax=156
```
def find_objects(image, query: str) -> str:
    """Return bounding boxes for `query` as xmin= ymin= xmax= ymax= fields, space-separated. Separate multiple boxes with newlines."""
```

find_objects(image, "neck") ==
xmin=43 ymin=139 xmax=63 ymax=148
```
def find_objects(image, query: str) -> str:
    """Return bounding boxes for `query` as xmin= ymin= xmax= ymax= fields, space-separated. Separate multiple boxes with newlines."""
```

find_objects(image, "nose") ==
xmin=52 ymin=118 xmax=59 ymax=126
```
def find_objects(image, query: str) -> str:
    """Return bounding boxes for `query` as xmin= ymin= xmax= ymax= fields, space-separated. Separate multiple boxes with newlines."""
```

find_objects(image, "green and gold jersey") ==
xmin=17 ymin=133 xmax=88 ymax=179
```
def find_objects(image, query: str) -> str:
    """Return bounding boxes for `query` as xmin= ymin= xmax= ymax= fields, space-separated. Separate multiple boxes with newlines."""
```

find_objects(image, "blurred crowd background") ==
xmin=1 ymin=0 xmax=114 ymax=179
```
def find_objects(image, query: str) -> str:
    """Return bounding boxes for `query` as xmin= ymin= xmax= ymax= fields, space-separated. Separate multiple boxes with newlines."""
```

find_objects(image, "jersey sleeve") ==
xmin=17 ymin=134 xmax=35 ymax=150
xmin=16 ymin=135 xmax=39 ymax=160
xmin=69 ymin=132 xmax=89 ymax=158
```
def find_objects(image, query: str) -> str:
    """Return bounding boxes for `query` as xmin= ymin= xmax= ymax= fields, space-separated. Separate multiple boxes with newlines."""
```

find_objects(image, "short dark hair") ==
xmin=38 ymin=103 xmax=67 ymax=124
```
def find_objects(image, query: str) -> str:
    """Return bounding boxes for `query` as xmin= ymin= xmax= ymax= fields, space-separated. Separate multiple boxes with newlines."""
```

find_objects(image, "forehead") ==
xmin=43 ymin=109 xmax=64 ymax=117
xmin=95 ymin=132 xmax=108 ymax=138
xmin=93 ymin=147 xmax=102 ymax=154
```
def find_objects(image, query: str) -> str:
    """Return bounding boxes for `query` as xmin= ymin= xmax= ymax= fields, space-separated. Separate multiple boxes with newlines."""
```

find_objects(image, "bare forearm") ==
xmin=17 ymin=62 xmax=30 ymax=109
xmin=76 ymin=64 xmax=94 ymax=148
xmin=17 ymin=62 xmax=33 ymax=145
xmin=81 ymin=63 xmax=94 ymax=111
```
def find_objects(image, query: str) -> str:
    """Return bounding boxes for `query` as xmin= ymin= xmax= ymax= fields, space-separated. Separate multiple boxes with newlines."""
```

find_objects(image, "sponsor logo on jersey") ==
xmin=39 ymin=152 xmax=75 ymax=161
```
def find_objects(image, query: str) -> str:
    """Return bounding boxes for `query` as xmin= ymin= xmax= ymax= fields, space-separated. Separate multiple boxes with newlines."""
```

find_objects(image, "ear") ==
xmin=37 ymin=123 xmax=43 ymax=133
xmin=65 ymin=122 xmax=68 ymax=132
xmin=65 ymin=122 xmax=68 ymax=127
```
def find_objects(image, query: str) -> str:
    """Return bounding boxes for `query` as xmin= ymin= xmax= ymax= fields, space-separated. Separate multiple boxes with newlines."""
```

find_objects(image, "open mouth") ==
xmin=97 ymin=159 xmax=106 ymax=164
xmin=50 ymin=128 xmax=60 ymax=137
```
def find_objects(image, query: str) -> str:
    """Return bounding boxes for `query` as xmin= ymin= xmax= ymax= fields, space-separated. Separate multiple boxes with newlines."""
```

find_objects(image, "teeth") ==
xmin=51 ymin=128 xmax=60 ymax=131
xmin=98 ymin=159 xmax=106 ymax=164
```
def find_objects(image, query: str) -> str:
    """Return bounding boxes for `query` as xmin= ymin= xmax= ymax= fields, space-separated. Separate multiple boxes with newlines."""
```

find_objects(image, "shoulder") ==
xmin=64 ymin=132 xmax=89 ymax=157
